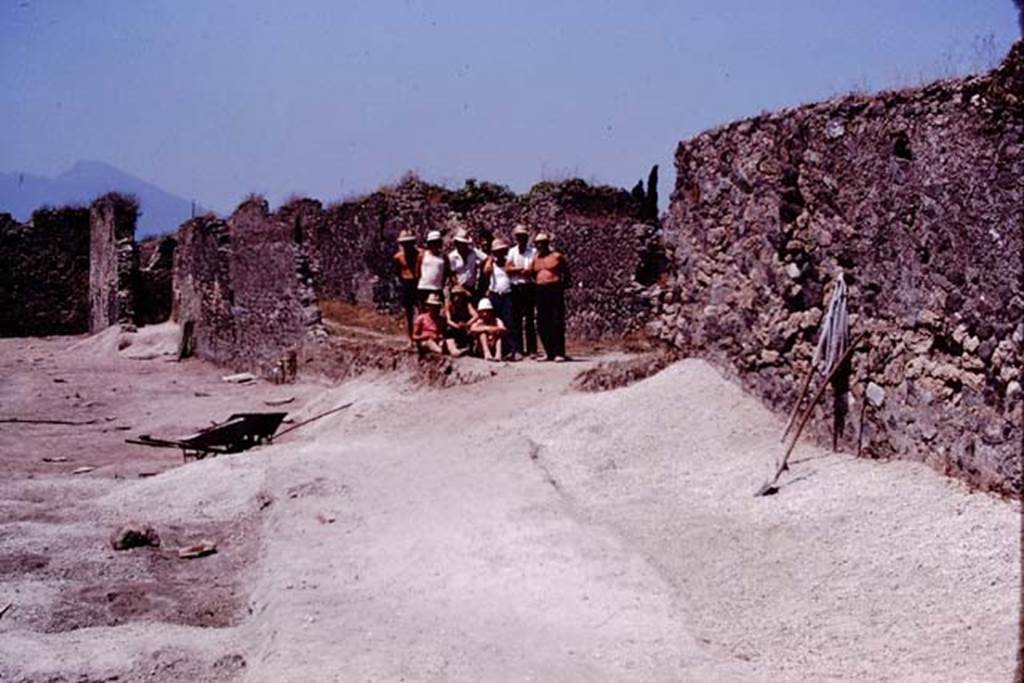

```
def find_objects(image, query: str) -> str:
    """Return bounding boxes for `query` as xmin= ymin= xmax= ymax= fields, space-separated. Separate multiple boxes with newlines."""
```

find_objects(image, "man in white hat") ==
xmin=505 ymin=223 xmax=538 ymax=359
xmin=447 ymin=227 xmax=482 ymax=293
xmin=417 ymin=229 xmax=450 ymax=307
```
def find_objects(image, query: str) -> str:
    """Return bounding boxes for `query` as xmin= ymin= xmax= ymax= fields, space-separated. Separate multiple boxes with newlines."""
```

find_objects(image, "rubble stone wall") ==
xmin=652 ymin=42 xmax=1023 ymax=496
xmin=0 ymin=207 xmax=92 ymax=337
xmin=136 ymin=235 xmax=177 ymax=326
xmin=89 ymin=193 xmax=139 ymax=333
xmin=172 ymin=198 xmax=322 ymax=377
xmin=306 ymin=176 xmax=662 ymax=340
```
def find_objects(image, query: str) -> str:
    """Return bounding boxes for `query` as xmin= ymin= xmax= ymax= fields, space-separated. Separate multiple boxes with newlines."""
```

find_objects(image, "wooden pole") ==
xmin=780 ymin=360 xmax=815 ymax=443
xmin=757 ymin=335 xmax=863 ymax=496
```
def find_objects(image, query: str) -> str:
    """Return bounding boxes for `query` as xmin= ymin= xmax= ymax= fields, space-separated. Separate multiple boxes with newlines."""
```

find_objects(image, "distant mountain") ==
xmin=0 ymin=161 xmax=200 ymax=236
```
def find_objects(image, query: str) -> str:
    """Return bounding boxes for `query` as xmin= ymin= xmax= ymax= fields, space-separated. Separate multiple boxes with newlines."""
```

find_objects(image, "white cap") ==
xmin=426 ymin=230 xmax=442 ymax=242
xmin=477 ymin=297 xmax=493 ymax=311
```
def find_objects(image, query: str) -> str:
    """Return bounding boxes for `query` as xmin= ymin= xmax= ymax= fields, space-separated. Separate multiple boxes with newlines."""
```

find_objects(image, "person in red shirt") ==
xmin=412 ymin=292 xmax=447 ymax=355
xmin=392 ymin=230 xmax=421 ymax=343
xmin=531 ymin=232 xmax=569 ymax=362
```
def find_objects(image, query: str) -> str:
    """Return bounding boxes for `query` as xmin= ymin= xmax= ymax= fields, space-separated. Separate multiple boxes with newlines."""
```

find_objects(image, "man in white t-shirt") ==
xmin=448 ymin=228 xmax=481 ymax=294
xmin=505 ymin=223 xmax=538 ymax=358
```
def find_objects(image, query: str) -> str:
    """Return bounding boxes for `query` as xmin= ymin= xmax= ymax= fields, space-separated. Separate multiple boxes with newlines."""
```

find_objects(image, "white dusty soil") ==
xmin=0 ymin=327 xmax=1018 ymax=681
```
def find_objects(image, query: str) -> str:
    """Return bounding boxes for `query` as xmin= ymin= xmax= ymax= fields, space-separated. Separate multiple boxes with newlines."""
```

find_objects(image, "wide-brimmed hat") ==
xmin=477 ymin=297 xmax=494 ymax=311
xmin=534 ymin=232 xmax=551 ymax=243
xmin=426 ymin=230 xmax=443 ymax=242
xmin=491 ymin=237 xmax=510 ymax=251
xmin=512 ymin=224 xmax=529 ymax=236
xmin=453 ymin=228 xmax=472 ymax=244
xmin=397 ymin=229 xmax=416 ymax=243
xmin=425 ymin=292 xmax=443 ymax=306
xmin=450 ymin=285 xmax=469 ymax=297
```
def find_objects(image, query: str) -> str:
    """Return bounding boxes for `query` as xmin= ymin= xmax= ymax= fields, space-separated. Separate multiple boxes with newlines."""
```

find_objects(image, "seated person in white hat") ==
xmin=470 ymin=297 xmax=506 ymax=362
xmin=412 ymin=292 xmax=448 ymax=355
xmin=417 ymin=230 xmax=450 ymax=307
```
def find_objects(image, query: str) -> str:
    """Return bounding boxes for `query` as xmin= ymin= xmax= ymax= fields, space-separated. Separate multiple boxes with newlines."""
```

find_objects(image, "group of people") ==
xmin=393 ymin=223 xmax=570 ymax=362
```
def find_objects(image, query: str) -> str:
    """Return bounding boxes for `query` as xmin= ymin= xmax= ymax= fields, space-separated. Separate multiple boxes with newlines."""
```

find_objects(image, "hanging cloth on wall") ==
xmin=812 ymin=272 xmax=849 ymax=377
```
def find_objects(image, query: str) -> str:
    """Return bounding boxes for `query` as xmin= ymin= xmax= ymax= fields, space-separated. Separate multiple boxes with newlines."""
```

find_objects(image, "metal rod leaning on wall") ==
xmin=757 ymin=334 xmax=864 ymax=497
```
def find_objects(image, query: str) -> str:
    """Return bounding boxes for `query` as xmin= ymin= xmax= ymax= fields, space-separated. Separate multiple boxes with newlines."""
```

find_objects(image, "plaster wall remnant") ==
xmin=652 ymin=41 xmax=1023 ymax=496
xmin=89 ymin=193 xmax=140 ymax=333
xmin=172 ymin=198 xmax=324 ymax=379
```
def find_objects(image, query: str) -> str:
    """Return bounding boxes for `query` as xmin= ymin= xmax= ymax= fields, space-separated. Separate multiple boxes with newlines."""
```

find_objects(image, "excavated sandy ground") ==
xmin=0 ymin=325 xmax=1018 ymax=681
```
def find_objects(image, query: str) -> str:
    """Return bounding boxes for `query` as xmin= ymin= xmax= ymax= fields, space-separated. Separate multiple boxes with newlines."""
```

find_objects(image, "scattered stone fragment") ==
xmin=110 ymin=524 xmax=161 ymax=550
xmin=178 ymin=539 xmax=218 ymax=559
xmin=221 ymin=372 xmax=256 ymax=384
xmin=42 ymin=456 xmax=69 ymax=463
xmin=865 ymin=382 xmax=886 ymax=408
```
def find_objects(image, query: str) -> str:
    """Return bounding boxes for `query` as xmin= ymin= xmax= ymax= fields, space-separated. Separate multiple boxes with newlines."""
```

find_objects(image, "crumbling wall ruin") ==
xmin=89 ymin=193 xmax=139 ymax=333
xmin=305 ymin=175 xmax=663 ymax=340
xmin=651 ymin=42 xmax=1023 ymax=496
xmin=172 ymin=198 xmax=323 ymax=377
xmin=135 ymin=234 xmax=177 ymax=325
xmin=0 ymin=194 xmax=176 ymax=338
xmin=0 ymin=207 xmax=92 ymax=337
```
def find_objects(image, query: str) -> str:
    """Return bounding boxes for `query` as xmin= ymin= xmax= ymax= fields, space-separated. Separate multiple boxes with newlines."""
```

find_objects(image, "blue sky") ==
xmin=0 ymin=0 xmax=1019 ymax=213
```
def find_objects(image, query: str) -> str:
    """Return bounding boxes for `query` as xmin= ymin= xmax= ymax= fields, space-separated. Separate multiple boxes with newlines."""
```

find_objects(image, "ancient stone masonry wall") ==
xmin=136 ymin=235 xmax=177 ymax=326
xmin=652 ymin=42 xmax=1023 ymax=496
xmin=0 ymin=207 xmax=91 ymax=337
xmin=89 ymin=193 xmax=139 ymax=333
xmin=306 ymin=175 xmax=663 ymax=340
xmin=172 ymin=199 xmax=323 ymax=377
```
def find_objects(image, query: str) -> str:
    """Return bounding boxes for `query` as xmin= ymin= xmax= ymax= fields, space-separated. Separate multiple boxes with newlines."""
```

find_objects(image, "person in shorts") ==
xmin=392 ymin=229 xmax=421 ymax=343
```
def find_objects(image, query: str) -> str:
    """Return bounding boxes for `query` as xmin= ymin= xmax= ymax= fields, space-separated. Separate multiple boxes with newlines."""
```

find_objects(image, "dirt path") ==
xmin=0 ymin=330 xmax=1018 ymax=681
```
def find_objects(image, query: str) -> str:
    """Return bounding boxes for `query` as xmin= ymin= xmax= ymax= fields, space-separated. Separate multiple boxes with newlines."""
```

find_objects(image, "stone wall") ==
xmin=0 ymin=207 xmax=91 ymax=337
xmin=652 ymin=42 xmax=1023 ymax=496
xmin=89 ymin=193 xmax=139 ymax=333
xmin=305 ymin=175 xmax=663 ymax=340
xmin=136 ymin=235 xmax=177 ymax=326
xmin=172 ymin=198 xmax=322 ymax=377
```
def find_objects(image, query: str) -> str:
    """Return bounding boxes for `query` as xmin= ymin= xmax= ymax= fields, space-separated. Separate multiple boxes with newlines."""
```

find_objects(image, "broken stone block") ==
xmin=866 ymin=382 xmax=886 ymax=408
xmin=110 ymin=524 xmax=160 ymax=551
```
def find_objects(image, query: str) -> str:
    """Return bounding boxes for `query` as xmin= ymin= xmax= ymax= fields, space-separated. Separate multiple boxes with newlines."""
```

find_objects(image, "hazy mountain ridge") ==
xmin=0 ymin=161 xmax=198 ymax=236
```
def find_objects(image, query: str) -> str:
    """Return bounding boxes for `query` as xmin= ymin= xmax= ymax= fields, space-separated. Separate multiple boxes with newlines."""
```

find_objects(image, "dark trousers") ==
xmin=488 ymin=291 xmax=515 ymax=356
xmin=535 ymin=283 xmax=566 ymax=359
xmin=511 ymin=283 xmax=537 ymax=356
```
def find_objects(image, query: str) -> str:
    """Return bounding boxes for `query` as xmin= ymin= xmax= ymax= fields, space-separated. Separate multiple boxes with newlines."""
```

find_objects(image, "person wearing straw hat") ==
xmin=448 ymin=227 xmax=482 ymax=293
xmin=393 ymin=229 xmax=421 ymax=343
xmin=531 ymin=232 xmax=569 ymax=362
xmin=417 ymin=229 xmax=451 ymax=307
xmin=412 ymin=292 xmax=448 ymax=356
xmin=505 ymin=223 xmax=538 ymax=360
xmin=444 ymin=285 xmax=477 ymax=356
xmin=470 ymin=297 xmax=506 ymax=361
xmin=483 ymin=237 xmax=516 ymax=359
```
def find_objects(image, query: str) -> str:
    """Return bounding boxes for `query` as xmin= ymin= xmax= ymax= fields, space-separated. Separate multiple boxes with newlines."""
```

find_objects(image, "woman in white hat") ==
xmin=417 ymin=229 xmax=451 ymax=307
xmin=470 ymin=297 xmax=506 ymax=362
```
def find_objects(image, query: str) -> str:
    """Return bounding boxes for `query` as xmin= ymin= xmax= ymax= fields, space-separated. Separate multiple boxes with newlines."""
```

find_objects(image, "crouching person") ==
xmin=444 ymin=286 xmax=476 ymax=357
xmin=413 ymin=292 xmax=447 ymax=355
xmin=470 ymin=297 xmax=506 ymax=362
